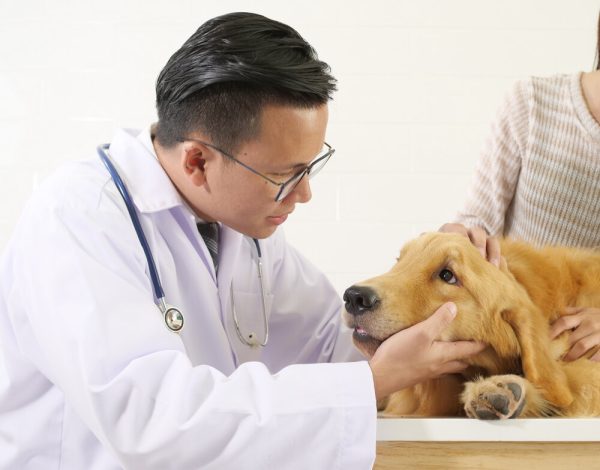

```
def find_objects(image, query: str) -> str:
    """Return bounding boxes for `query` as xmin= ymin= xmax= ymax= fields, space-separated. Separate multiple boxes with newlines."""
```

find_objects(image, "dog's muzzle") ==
xmin=343 ymin=285 xmax=380 ymax=315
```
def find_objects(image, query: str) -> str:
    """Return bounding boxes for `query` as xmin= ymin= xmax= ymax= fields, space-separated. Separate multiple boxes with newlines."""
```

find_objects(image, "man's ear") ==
xmin=181 ymin=144 xmax=208 ymax=186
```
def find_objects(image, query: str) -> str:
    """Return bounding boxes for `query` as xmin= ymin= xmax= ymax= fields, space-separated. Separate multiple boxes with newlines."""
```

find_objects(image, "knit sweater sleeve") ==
xmin=455 ymin=80 xmax=530 ymax=235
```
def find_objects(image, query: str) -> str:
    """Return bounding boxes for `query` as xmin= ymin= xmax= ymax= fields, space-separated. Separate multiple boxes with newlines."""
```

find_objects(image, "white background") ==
xmin=1 ymin=0 xmax=598 ymax=295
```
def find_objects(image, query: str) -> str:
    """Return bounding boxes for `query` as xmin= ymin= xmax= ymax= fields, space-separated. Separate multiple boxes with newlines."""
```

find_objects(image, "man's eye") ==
xmin=439 ymin=268 xmax=458 ymax=285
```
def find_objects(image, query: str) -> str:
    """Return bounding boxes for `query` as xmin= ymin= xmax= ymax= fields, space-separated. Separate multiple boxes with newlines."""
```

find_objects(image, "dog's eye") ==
xmin=439 ymin=268 xmax=457 ymax=285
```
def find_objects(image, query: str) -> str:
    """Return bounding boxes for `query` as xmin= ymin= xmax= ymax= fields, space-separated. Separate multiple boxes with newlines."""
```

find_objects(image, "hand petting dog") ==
xmin=550 ymin=307 xmax=600 ymax=362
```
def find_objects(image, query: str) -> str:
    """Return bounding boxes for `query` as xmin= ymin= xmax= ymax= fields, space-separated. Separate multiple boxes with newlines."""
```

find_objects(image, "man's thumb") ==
xmin=424 ymin=302 xmax=457 ymax=336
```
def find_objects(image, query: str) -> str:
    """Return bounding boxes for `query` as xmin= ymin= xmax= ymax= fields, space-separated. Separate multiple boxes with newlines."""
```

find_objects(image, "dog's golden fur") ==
xmin=343 ymin=232 xmax=600 ymax=418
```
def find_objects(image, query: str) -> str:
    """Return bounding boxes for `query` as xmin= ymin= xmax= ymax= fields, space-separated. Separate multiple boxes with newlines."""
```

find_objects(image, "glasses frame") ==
xmin=181 ymin=138 xmax=335 ymax=202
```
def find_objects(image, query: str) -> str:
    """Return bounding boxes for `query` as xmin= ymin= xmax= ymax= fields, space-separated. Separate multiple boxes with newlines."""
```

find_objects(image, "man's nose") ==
xmin=289 ymin=175 xmax=312 ymax=203
xmin=343 ymin=285 xmax=380 ymax=315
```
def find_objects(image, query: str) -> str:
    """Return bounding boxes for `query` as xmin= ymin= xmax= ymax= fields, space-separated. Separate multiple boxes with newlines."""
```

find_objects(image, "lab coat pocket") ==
xmin=228 ymin=290 xmax=274 ymax=362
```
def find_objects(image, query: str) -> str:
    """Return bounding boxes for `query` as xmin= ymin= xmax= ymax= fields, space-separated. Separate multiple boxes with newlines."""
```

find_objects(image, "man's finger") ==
xmin=438 ymin=360 xmax=469 ymax=376
xmin=438 ymin=340 xmax=487 ymax=362
xmin=422 ymin=302 xmax=458 ymax=338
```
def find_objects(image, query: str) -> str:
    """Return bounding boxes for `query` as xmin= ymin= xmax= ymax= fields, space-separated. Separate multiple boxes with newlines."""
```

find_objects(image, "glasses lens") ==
xmin=306 ymin=153 xmax=332 ymax=180
xmin=274 ymin=150 xmax=333 ymax=202
xmin=276 ymin=170 xmax=307 ymax=202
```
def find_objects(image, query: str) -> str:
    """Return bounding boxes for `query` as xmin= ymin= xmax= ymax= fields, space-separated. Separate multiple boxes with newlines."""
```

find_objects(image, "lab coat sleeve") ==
xmin=263 ymin=228 xmax=365 ymax=370
xmin=6 ymin=178 xmax=376 ymax=469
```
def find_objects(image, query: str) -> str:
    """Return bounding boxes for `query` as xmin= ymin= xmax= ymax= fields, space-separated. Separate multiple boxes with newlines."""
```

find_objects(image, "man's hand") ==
xmin=368 ymin=302 xmax=487 ymax=401
xmin=439 ymin=223 xmax=501 ymax=267
xmin=550 ymin=307 xmax=600 ymax=362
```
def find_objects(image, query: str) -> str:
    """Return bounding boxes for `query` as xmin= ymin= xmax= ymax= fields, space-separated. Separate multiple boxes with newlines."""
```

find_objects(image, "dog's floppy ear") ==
xmin=502 ymin=306 xmax=573 ymax=409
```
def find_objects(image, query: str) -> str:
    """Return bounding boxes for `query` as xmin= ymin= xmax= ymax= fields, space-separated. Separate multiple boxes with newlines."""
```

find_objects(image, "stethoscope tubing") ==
xmin=97 ymin=144 xmax=166 ymax=301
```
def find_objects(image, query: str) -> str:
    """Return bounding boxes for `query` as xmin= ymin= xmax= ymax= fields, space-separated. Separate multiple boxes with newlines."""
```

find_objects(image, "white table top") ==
xmin=377 ymin=418 xmax=600 ymax=442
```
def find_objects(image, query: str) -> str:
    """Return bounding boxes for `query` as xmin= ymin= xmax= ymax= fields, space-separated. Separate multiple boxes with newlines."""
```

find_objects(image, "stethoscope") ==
xmin=97 ymin=144 xmax=269 ymax=347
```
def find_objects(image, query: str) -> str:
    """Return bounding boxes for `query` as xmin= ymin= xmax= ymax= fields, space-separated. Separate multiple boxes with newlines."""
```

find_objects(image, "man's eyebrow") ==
xmin=289 ymin=162 xmax=309 ymax=170
xmin=270 ymin=162 xmax=308 ymax=172
xmin=269 ymin=146 xmax=327 ymax=172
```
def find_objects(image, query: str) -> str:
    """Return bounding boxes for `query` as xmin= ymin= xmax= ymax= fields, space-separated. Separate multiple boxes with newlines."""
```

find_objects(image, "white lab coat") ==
xmin=0 ymin=128 xmax=376 ymax=469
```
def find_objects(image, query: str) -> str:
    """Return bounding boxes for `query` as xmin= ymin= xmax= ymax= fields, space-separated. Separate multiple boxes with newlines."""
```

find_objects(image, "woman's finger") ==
xmin=564 ymin=306 xmax=585 ymax=315
xmin=467 ymin=227 xmax=488 ymax=259
xmin=563 ymin=333 xmax=600 ymax=362
xmin=439 ymin=223 xmax=469 ymax=238
xmin=549 ymin=314 xmax=581 ymax=339
xmin=485 ymin=236 xmax=502 ymax=267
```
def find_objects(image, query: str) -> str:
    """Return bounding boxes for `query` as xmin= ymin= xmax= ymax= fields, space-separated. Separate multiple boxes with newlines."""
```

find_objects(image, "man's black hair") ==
xmin=155 ymin=12 xmax=337 ymax=150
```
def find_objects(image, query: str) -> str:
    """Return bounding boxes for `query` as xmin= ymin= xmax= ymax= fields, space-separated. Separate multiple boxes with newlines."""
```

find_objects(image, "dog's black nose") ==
xmin=343 ymin=285 xmax=380 ymax=315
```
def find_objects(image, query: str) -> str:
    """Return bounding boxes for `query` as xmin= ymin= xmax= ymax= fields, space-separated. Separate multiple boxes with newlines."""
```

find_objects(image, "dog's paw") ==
xmin=462 ymin=375 xmax=526 ymax=420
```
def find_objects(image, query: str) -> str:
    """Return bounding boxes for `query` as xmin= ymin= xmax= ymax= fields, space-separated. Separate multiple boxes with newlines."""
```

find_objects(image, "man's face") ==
xmin=189 ymin=103 xmax=329 ymax=239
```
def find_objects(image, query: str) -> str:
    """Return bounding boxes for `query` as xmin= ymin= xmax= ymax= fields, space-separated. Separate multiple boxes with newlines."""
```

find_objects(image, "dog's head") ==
xmin=343 ymin=232 xmax=520 ymax=355
xmin=343 ymin=232 xmax=573 ymax=408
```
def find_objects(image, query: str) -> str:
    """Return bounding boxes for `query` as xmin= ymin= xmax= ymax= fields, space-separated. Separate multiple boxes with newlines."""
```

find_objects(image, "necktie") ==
xmin=197 ymin=222 xmax=219 ymax=272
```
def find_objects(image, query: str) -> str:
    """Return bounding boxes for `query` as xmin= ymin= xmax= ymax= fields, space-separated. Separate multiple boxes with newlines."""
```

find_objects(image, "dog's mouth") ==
xmin=344 ymin=308 xmax=403 ymax=356
xmin=352 ymin=325 xmax=384 ymax=356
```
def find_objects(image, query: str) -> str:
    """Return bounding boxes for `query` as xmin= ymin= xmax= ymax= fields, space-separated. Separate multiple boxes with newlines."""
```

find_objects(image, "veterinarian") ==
xmin=0 ymin=12 xmax=485 ymax=469
xmin=442 ymin=12 xmax=600 ymax=363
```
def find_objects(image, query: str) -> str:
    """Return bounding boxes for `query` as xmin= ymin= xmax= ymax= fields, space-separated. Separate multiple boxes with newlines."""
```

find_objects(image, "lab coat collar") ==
xmin=107 ymin=127 xmax=184 ymax=214
xmin=107 ymin=127 xmax=245 ymax=286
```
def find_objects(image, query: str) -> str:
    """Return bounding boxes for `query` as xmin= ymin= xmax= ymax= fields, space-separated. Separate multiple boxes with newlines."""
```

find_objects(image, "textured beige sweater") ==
xmin=456 ymin=73 xmax=600 ymax=249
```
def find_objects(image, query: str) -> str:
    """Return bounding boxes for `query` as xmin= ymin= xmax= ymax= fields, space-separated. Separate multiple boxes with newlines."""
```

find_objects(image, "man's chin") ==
xmin=231 ymin=223 xmax=278 ymax=240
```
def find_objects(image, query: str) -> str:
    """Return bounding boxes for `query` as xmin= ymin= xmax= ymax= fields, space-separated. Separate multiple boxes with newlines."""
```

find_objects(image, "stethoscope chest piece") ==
xmin=164 ymin=307 xmax=184 ymax=332
xmin=158 ymin=298 xmax=184 ymax=333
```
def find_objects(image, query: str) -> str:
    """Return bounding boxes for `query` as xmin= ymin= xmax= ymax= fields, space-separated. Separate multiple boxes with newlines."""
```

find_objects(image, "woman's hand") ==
xmin=439 ymin=223 xmax=501 ymax=267
xmin=550 ymin=307 xmax=600 ymax=362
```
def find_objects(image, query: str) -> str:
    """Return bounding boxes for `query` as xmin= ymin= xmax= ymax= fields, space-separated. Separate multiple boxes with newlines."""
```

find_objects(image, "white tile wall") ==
xmin=1 ymin=0 xmax=598 ymax=296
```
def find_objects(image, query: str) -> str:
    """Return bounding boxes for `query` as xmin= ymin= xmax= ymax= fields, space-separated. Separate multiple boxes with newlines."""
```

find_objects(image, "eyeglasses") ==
xmin=181 ymin=138 xmax=335 ymax=202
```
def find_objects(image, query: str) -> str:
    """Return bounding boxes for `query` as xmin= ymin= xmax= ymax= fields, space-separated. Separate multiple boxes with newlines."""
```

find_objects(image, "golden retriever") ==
xmin=342 ymin=232 xmax=600 ymax=419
